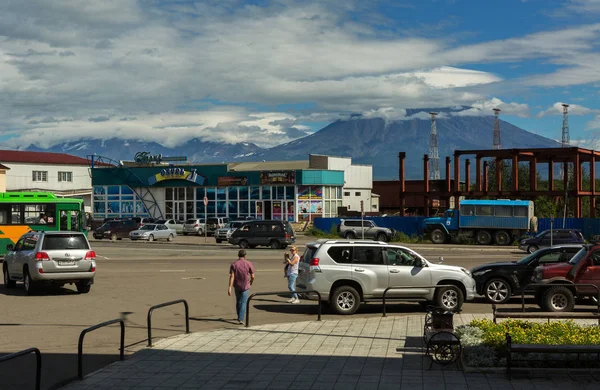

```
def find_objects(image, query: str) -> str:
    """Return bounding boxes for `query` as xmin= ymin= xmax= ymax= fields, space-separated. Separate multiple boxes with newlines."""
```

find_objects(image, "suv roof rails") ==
xmin=322 ymin=239 xmax=389 ymax=245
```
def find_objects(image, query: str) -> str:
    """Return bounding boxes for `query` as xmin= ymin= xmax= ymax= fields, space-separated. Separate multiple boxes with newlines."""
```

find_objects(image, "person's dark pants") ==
xmin=234 ymin=289 xmax=250 ymax=322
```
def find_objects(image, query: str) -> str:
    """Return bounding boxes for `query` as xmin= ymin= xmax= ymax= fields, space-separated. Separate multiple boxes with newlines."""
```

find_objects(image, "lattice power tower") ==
xmin=429 ymin=112 xmax=440 ymax=180
xmin=493 ymin=108 xmax=501 ymax=149
xmin=562 ymin=103 xmax=570 ymax=147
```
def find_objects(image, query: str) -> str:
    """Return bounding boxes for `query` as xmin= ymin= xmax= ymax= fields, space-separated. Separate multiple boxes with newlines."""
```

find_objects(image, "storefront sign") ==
xmin=218 ymin=176 xmax=248 ymax=186
xmin=147 ymin=168 xmax=205 ymax=185
xmin=134 ymin=151 xmax=187 ymax=165
xmin=260 ymin=171 xmax=295 ymax=185
xmin=297 ymin=186 xmax=322 ymax=199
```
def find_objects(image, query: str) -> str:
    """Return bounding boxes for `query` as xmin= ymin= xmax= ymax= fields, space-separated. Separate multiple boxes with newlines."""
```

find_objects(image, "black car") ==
xmin=518 ymin=228 xmax=584 ymax=253
xmin=93 ymin=219 xmax=139 ymax=241
xmin=228 ymin=220 xmax=295 ymax=249
xmin=471 ymin=245 xmax=582 ymax=304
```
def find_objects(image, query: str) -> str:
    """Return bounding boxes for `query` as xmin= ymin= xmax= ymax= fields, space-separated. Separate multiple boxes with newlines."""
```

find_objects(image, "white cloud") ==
xmin=537 ymin=102 xmax=598 ymax=117
xmin=565 ymin=0 xmax=600 ymax=13
xmin=454 ymin=98 xmax=530 ymax=117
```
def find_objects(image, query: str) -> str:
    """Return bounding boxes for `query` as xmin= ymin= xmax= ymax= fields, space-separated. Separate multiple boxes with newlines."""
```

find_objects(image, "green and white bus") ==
xmin=0 ymin=192 xmax=86 ymax=256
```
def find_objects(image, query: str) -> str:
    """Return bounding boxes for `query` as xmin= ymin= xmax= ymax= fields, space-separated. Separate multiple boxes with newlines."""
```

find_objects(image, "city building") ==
xmin=0 ymin=150 xmax=92 ymax=211
xmin=90 ymin=153 xmax=375 ymax=222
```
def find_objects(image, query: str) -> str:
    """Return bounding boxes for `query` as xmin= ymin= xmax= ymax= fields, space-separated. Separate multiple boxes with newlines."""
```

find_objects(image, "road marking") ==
xmin=159 ymin=270 xmax=187 ymax=272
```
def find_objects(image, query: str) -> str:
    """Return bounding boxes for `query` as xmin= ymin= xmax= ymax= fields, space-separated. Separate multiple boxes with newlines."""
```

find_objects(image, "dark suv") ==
xmin=228 ymin=220 xmax=295 ymax=249
xmin=519 ymin=229 xmax=584 ymax=253
xmin=93 ymin=219 xmax=138 ymax=241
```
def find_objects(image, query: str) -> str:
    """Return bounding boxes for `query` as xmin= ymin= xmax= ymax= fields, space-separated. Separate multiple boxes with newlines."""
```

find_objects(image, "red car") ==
xmin=532 ymin=244 xmax=600 ymax=312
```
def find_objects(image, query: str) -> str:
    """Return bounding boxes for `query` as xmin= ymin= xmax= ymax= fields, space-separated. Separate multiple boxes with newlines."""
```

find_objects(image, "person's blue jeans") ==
xmin=234 ymin=289 xmax=249 ymax=322
xmin=287 ymin=273 xmax=298 ymax=299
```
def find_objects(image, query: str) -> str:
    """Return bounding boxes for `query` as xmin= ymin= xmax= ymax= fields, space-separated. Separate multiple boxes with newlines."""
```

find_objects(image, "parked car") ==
xmin=338 ymin=219 xmax=395 ymax=242
xmin=206 ymin=217 xmax=230 ymax=236
xmin=3 ymin=231 xmax=96 ymax=295
xmin=519 ymin=228 xmax=584 ymax=253
xmin=215 ymin=221 xmax=248 ymax=243
xmin=471 ymin=245 xmax=582 ymax=304
xmin=296 ymin=239 xmax=476 ymax=314
xmin=183 ymin=218 xmax=205 ymax=236
xmin=532 ymin=244 xmax=600 ymax=312
xmin=93 ymin=219 xmax=139 ymax=240
xmin=154 ymin=219 xmax=184 ymax=234
xmin=228 ymin=220 xmax=295 ymax=249
xmin=130 ymin=216 xmax=155 ymax=228
xmin=129 ymin=224 xmax=176 ymax=242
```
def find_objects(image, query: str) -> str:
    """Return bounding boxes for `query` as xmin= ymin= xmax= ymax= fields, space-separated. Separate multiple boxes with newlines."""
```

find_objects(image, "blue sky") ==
xmin=1 ymin=0 xmax=600 ymax=149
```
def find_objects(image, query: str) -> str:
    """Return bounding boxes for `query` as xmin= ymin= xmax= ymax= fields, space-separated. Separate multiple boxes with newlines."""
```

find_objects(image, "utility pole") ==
xmin=429 ymin=112 xmax=440 ymax=180
xmin=493 ymin=108 xmax=501 ymax=150
xmin=561 ymin=104 xmax=570 ymax=147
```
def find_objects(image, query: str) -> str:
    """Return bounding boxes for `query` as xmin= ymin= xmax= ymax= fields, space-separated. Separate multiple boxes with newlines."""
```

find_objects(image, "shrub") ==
xmin=305 ymin=226 xmax=338 ymax=239
xmin=391 ymin=232 xmax=430 ymax=244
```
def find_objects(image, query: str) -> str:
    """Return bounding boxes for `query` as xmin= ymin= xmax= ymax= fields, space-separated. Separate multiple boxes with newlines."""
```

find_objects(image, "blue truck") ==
xmin=423 ymin=199 xmax=534 ymax=245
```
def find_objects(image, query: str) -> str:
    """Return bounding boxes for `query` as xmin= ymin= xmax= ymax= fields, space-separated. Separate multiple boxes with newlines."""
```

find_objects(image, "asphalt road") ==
xmin=0 ymin=236 xmax=525 ymax=389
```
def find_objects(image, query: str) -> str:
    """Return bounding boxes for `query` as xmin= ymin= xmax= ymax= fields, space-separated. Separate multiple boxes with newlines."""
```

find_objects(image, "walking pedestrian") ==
xmin=284 ymin=246 xmax=300 ymax=304
xmin=228 ymin=249 xmax=255 ymax=325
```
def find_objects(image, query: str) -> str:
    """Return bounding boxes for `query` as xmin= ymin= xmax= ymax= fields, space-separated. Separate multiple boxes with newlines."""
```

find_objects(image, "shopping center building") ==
xmin=90 ymin=154 xmax=375 ymax=222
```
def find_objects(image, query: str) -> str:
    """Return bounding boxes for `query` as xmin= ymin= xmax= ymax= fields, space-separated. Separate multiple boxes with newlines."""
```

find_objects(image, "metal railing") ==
xmin=245 ymin=290 xmax=322 ymax=327
xmin=0 ymin=348 xmax=41 ymax=390
xmin=518 ymin=282 xmax=600 ymax=313
xmin=382 ymin=285 xmax=457 ymax=317
xmin=78 ymin=319 xmax=125 ymax=380
xmin=147 ymin=299 xmax=190 ymax=347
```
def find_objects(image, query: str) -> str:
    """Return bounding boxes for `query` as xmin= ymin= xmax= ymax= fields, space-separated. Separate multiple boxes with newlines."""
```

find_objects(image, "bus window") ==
xmin=460 ymin=205 xmax=475 ymax=216
xmin=11 ymin=205 xmax=22 ymax=224
xmin=475 ymin=205 xmax=493 ymax=216
xmin=514 ymin=206 xmax=528 ymax=217
xmin=495 ymin=206 xmax=512 ymax=217
xmin=70 ymin=210 xmax=81 ymax=231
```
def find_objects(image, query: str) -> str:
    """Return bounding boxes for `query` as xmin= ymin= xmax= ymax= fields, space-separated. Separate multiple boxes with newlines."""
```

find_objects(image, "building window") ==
xmin=32 ymin=171 xmax=48 ymax=182
xmin=355 ymin=191 xmax=361 ymax=196
xmin=344 ymin=191 xmax=350 ymax=196
xmin=58 ymin=171 xmax=73 ymax=182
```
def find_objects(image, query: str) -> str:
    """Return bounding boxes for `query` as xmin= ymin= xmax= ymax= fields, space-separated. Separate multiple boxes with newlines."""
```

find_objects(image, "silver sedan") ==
xmin=129 ymin=224 xmax=176 ymax=242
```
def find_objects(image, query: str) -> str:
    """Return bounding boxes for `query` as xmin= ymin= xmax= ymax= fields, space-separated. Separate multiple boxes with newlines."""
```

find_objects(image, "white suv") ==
xmin=296 ymin=239 xmax=476 ymax=314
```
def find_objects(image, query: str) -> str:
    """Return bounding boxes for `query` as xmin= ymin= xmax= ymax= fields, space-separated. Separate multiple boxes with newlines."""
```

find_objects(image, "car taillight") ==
xmin=35 ymin=252 xmax=50 ymax=261
xmin=310 ymin=258 xmax=320 ymax=266
xmin=194 ymin=224 xmax=198 ymax=227
xmin=85 ymin=251 xmax=96 ymax=260
xmin=309 ymin=257 xmax=321 ymax=272
xmin=285 ymin=234 xmax=291 ymax=239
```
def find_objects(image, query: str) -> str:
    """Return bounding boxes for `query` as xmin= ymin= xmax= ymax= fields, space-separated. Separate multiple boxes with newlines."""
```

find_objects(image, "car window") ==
xmin=327 ymin=246 xmax=353 ymax=264
xmin=345 ymin=221 xmax=360 ymax=227
xmin=558 ymin=231 xmax=573 ymax=239
xmin=362 ymin=221 xmax=374 ymax=228
xmin=185 ymin=219 xmax=196 ymax=224
xmin=13 ymin=237 xmax=26 ymax=251
xmin=42 ymin=234 xmax=90 ymax=250
xmin=591 ymin=250 xmax=600 ymax=266
xmin=22 ymin=237 xmax=37 ymax=251
xmin=159 ymin=225 xmax=168 ymax=230
xmin=538 ymin=252 xmax=561 ymax=264
xmin=302 ymin=247 xmax=316 ymax=263
xmin=385 ymin=248 xmax=419 ymax=266
xmin=270 ymin=224 xmax=282 ymax=232
xmin=353 ymin=247 xmax=384 ymax=265
xmin=284 ymin=222 xmax=294 ymax=235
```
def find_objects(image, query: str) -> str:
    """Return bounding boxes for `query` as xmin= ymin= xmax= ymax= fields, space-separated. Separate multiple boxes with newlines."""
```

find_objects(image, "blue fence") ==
xmin=313 ymin=217 xmax=600 ymax=239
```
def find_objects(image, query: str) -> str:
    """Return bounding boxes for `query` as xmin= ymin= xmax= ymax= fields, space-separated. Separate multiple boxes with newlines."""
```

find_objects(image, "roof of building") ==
xmin=228 ymin=160 xmax=310 ymax=171
xmin=0 ymin=163 xmax=10 ymax=170
xmin=0 ymin=150 xmax=90 ymax=166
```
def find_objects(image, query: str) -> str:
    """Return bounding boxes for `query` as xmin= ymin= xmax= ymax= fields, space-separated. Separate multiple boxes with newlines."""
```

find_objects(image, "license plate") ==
xmin=59 ymin=261 xmax=76 ymax=266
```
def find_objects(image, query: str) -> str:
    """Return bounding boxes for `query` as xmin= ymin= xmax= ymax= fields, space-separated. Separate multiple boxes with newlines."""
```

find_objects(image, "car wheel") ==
xmin=239 ymin=240 xmax=249 ymax=249
xmin=484 ymin=279 xmax=512 ymax=304
xmin=330 ymin=286 xmax=361 ymax=315
xmin=183 ymin=232 xmax=188 ymax=236
xmin=3 ymin=265 xmax=16 ymax=288
xmin=527 ymin=245 xmax=539 ymax=254
xmin=345 ymin=232 xmax=356 ymax=239
xmin=167 ymin=234 xmax=174 ymax=242
xmin=270 ymin=240 xmax=280 ymax=249
xmin=110 ymin=233 xmax=118 ymax=242
xmin=435 ymin=286 xmax=464 ymax=311
xmin=197 ymin=230 xmax=203 ymax=236
xmin=148 ymin=235 xmax=154 ymax=242
xmin=376 ymin=233 xmax=387 ymax=242
xmin=475 ymin=231 xmax=492 ymax=245
xmin=430 ymin=229 xmax=447 ymax=245
xmin=494 ymin=231 xmax=511 ymax=246
xmin=23 ymin=268 xmax=36 ymax=295
xmin=76 ymin=282 xmax=91 ymax=294
xmin=542 ymin=285 xmax=575 ymax=312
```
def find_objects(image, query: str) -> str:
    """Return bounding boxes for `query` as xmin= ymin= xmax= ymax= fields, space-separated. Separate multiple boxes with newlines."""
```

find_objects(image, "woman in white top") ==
xmin=284 ymin=246 xmax=300 ymax=304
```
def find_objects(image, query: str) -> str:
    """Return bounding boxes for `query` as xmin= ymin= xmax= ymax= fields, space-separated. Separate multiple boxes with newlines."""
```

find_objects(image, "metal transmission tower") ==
xmin=429 ymin=112 xmax=440 ymax=180
xmin=561 ymin=103 xmax=570 ymax=147
xmin=493 ymin=108 xmax=501 ymax=150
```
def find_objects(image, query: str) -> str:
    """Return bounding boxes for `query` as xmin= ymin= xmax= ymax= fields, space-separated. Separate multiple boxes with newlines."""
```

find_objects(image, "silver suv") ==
xmin=183 ymin=218 xmax=206 ymax=236
xmin=3 ymin=231 xmax=96 ymax=295
xmin=215 ymin=221 xmax=247 ymax=243
xmin=296 ymin=239 xmax=476 ymax=314
xmin=338 ymin=219 xmax=395 ymax=242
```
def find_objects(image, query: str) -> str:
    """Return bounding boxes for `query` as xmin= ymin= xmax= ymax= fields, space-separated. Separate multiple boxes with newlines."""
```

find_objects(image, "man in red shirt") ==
xmin=228 ymin=249 xmax=256 ymax=325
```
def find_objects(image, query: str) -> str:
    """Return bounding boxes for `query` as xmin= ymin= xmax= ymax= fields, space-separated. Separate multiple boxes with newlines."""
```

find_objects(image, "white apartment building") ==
xmin=0 ymin=150 xmax=92 ymax=212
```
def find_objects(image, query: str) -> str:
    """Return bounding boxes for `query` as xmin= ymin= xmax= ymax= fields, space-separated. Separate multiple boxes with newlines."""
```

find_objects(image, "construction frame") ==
xmin=398 ymin=147 xmax=600 ymax=218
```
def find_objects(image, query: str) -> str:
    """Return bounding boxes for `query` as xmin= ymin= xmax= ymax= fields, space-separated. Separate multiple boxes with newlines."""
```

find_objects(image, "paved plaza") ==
xmin=61 ymin=314 xmax=600 ymax=390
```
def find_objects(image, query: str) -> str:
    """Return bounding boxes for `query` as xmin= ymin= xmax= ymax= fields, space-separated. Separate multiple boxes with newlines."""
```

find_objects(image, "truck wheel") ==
xmin=330 ymin=286 xmax=361 ymax=315
xmin=542 ymin=286 xmax=575 ymax=312
xmin=475 ymin=231 xmax=492 ymax=245
xmin=494 ymin=231 xmax=511 ymax=246
xmin=345 ymin=232 xmax=356 ymax=239
xmin=430 ymin=229 xmax=447 ymax=245
xmin=435 ymin=286 xmax=464 ymax=311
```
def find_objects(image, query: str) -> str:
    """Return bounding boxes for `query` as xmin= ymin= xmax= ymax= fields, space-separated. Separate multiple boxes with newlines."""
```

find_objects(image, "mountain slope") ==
xmin=237 ymin=116 xmax=561 ymax=179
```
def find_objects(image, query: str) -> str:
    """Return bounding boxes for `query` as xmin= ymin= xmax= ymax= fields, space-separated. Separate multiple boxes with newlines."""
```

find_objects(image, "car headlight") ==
xmin=461 ymin=268 xmax=471 ymax=276
xmin=520 ymin=240 xmax=526 ymax=245
xmin=533 ymin=268 xmax=544 ymax=282
xmin=472 ymin=269 xmax=491 ymax=277
xmin=105 ymin=230 xmax=111 ymax=234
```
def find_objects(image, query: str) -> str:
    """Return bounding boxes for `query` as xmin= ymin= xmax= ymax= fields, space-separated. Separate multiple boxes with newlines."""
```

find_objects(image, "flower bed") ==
xmin=456 ymin=319 xmax=600 ymax=368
